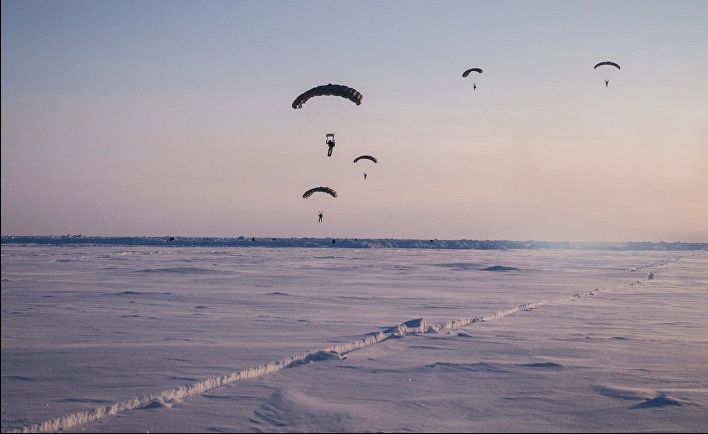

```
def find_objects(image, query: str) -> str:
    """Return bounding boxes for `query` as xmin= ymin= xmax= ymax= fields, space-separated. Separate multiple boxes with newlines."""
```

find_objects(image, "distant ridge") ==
xmin=2 ymin=236 xmax=706 ymax=251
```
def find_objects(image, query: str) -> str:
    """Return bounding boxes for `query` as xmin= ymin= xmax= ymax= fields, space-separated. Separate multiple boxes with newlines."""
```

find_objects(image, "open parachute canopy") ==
xmin=302 ymin=186 xmax=337 ymax=199
xmin=353 ymin=155 xmax=378 ymax=164
xmin=462 ymin=68 xmax=483 ymax=77
xmin=292 ymin=84 xmax=363 ymax=109
xmin=593 ymin=61 xmax=620 ymax=70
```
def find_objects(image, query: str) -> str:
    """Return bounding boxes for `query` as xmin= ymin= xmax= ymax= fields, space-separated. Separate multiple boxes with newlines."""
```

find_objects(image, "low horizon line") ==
xmin=2 ymin=234 xmax=706 ymax=246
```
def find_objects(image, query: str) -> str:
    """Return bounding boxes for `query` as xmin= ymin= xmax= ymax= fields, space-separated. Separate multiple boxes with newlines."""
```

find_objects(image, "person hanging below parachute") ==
xmin=353 ymin=155 xmax=377 ymax=180
xmin=326 ymin=133 xmax=335 ymax=157
xmin=462 ymin=67 xmax=483 ymax=90
xmin=593 ymin=61 xmax=620 ymax=87
xmin=303 ymin=187 xmax=337 ymax=223
xmin=292 ymin=84 xmax=363 ymax=158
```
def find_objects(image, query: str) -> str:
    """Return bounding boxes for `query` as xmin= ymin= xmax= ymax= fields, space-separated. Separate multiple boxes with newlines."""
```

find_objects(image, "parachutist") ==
xmin=594 ymin=61 xmax=620 ymax=88
xmin=304 ymin=188 xmax=335 ymax=224
xmin=354 ymin=155 xmax=377 ymax=180
xmin=463 ymin=68 xmax=483 ymax=90
xmin=326 ymin=133 xmax=335 ymax=157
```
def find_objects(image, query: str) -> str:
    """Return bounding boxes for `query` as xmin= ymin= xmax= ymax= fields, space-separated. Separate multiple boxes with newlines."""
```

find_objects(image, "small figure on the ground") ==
xmin=318 ymin=211 xmax=323 ymax=223
xmin=251 ymin=237 xmax=255 ymax=242
xmin=326 ymin=133 xmax=335 ymax=157
xmin=648 ymin=271 xmax=654 ymax=280
xmin=332 ymin=239 xmax=336 ymax=244
xmin=364 ymin=172 xmax=367 ymax=180
xmin=605 ymin=79 xmax=609 ymax=87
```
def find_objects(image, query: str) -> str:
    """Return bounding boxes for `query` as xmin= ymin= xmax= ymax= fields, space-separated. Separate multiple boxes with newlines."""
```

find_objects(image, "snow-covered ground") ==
xmin=1 ymin=246 xmax=706 ymax=432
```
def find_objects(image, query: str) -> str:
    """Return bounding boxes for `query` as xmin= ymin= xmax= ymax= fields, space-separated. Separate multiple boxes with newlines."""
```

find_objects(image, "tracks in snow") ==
xmin=8 ymin=263 xmax=675 ymax=433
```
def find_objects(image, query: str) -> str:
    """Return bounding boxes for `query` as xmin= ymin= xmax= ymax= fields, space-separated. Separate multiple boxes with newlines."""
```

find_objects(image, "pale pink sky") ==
xmin=2 ymin=1 xmax=707 ymax=241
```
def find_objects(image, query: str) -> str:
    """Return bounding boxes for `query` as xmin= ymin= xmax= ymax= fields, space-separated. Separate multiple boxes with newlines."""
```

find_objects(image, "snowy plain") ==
xmin=1 ymin=245 xmax=707 ymax=432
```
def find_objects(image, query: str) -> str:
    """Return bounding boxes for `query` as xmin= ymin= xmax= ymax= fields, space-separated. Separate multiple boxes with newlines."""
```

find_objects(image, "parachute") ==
xmin=292 ymin=84 xmax=363 ymax=109
xmin=594 ymin=61 xmax=620 ymax=87
xmin=292 ymin=84 xmax=363 ymax=141
xmin=353 ymin=155 xmax=378 ymax=163
xmin=302 ymin=186 xmax=337 ymax=199
xmin=462 ymin=68 xmax=483 ymax=77
xmin=462 ymin=68 xmax=484 ymax=90
xmin=593 ymin=61 xmax=620 ymax=70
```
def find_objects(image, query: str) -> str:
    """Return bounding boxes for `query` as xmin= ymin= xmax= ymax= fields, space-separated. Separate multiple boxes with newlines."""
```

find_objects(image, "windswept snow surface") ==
xmin=1 ymin=246 xmax=706 ymax=432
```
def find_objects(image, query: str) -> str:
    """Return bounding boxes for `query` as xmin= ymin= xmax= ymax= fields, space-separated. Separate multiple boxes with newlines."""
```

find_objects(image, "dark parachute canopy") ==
xmin=353 ymin=155 xmax=378 ymax=163
xmin=292 ymin=84 xmax=363 ymax=109
xmin=593 ymin=61 xmax=620 ymax=70
xmin=302 ymin=186 xmax=337 ymax=199
xmin=462 ymin=68 xmax=483 ymax=77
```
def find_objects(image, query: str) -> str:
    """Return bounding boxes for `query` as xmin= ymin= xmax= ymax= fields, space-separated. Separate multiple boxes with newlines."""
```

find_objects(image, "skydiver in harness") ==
xmin=473 ymin=83 xmax=477 ymax=90
xmin=326 ymin=133 xmax=335 ymax=157
xmin=364 ymin=172 xmax=367 ymax=180
xmin=318 ymin=211 xmax=323 ymax=223
xmin=605 ymin=79 xmax=609 ymax=87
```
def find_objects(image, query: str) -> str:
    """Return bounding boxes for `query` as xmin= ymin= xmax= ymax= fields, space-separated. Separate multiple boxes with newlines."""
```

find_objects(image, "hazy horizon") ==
xmin=3 ymin=0 xmax=707 ymax=242
xmin=4 ymin=235 xmax=707 ymax=246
